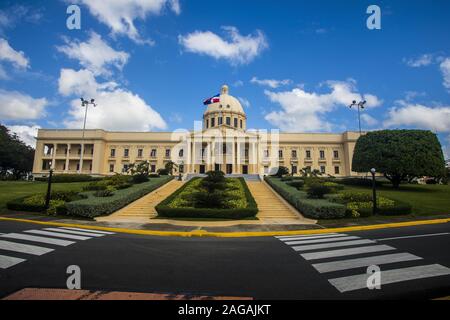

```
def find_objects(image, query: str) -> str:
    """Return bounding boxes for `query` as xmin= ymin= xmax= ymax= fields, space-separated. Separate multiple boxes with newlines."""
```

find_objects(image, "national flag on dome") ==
xmin=203 ymin=94 xmax=220 ymax=105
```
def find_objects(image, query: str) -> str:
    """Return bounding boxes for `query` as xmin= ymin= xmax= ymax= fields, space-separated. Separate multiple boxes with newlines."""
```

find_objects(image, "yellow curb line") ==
xmin=0 ymin=216 xmax=449 ymax=238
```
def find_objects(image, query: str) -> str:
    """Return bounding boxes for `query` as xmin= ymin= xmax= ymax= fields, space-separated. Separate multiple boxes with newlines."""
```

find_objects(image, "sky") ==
xmin=0 ymin=0 xmax=449 ymax=158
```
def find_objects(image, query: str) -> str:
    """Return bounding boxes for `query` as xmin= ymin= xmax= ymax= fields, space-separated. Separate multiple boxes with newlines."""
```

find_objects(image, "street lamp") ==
xmin=79 ymin=98 xmax=96 ymax=174
xmin=349 ymin=100 xmax=366 ymax=135
xmin=370 ymin=168 xmax=377 ymax=215
xmin=45 ymin=168 xmax=53 ymax=210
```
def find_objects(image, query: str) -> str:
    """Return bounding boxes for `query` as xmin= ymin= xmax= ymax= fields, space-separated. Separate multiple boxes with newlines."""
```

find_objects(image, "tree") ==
xmin=272 ymin=166 xmax=289 ymax=177
xmin=300 ymin=167 xmax=323 ymax=178
xmin=352 ymin=130 xmax=445 ymax=188
xmin=165 ymin=161 xmax=178 ymax=175
xmin=0 ymin=124 xmax=35 ymax=179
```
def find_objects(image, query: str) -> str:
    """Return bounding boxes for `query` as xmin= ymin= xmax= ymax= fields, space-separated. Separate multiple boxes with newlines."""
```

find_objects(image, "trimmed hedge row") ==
xmin=335 ymin=177 xmax=384 ymax=187
xmin=265 ymin=177 xmax=346 ymax=219
xmin=156 ymin=177 xmax=258 ymax=219
xmin=35 ymin=174 xmax=103 ymax=183
xmin=358 ymin=200 xmax=413 ymax=216
xmin=64 ymin=176 xmax=173 ymax=218
xmin=7 ymin=196 xmax=47 ymax=212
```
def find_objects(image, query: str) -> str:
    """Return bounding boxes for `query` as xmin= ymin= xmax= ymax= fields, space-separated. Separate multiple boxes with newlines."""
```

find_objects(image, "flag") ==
xmin=203 ymin=94 xmax=220 ymax=105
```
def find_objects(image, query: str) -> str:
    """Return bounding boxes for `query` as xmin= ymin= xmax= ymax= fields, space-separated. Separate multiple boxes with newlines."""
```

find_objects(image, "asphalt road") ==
xmin=0 ymin=220 xmax=449 ymax=299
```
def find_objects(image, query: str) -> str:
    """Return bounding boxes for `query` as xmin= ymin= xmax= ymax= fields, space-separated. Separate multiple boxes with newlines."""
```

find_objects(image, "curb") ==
xmin=0 ymin=216 xmax=449 ymax=238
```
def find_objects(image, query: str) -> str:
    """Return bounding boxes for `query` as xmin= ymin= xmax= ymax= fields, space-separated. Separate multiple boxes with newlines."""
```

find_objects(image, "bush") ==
xmin=272 ymin=166 xmax=289 ymax=178
xmin=157 ymin=168 xmax=170 ymax=175
xmin=337 ymin=177 xmax=383 ymax=187
xmin=50 ymin=190 xmax=82 ymax=202
xmin=323 ymin=182 xmax=345 ymax=192
xmin=116 ymin=183 xmax=132 ymax=190
xmin=94 ymin=189 xmax=114 ymax=197
xmin=63 ymin=176 xmax=173 ymax=218
xmin=307 ymin=183 xmax=332 ymax=199
xmin=105 ymin=174 xmax=132 ymax=186
xmin=333 ymin=191 xmax=373 ymax=204
xmin=286 ymin=180 xmax=305 ymax=190
xmin=264 ymin=177 xmax=346 ymax=219
xmin=35 ymin=174 xmax=102 ymax=183
xmin=359 ymin=200 xmax=412 ymax=216
xmin=132 ymin=174 xmax=149 ymax=184
xmin=281 ymin=176 xmax=293 ymax=182
xmin=83 ymin=182 xmax=107 ymax=191
xmin=149 ymin=174 xmax=160 ymax=178
xmin=7 ymin=194 xmax=68 ymax=214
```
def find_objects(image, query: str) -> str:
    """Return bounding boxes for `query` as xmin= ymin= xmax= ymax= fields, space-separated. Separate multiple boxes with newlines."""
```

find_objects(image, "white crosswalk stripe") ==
xmin=43 ymin=228 xmax=105 ymax=237
xmin=0 ymin=227 xmax=115 ymax=271
xmin=329 ymin=264 xmax=450 ymax=293
xmin=312 ymin=253 xmax=423 ymax=273
xmin=277 ymin=232 xmax=450 ymax=293
xmin=24 ymin=230 xmax=92 ymax=240
xmin=285 ymin=236 xmax=360 ymax=246
xmin=0 ymin=255 xmax=25 ymax=269
xmin=1 ymin=233 xmax=75 ymax=246
xmin=58 ymin=227 xmax=115 ymax=235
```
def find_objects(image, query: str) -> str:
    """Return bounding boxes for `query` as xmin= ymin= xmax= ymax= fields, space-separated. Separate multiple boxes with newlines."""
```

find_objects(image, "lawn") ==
xmin=343 ymin=184 xmax=450 ymax=216
xmin=0 ymin=181 xmax=91 ymax=211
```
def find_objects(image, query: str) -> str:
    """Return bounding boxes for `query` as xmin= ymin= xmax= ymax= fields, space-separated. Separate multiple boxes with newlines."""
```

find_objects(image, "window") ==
xmin=306 ymin=150 xmax=311 ymax=159
xmin=240 ymin=120 xmax=243 ymax=128
xmin=201 ymin=148 xmax=206 ymax=158
xmin=76 ymin=163 xmax=80 ymax=171
xmin=151 ymin=165 xmax=156 ymax=173
xmin=320 ymin=166 xmax=326 ymax=174
xmin=165 ymin=149 xmax=171 ymax=158
xmin=89 ymin=163 xmax=92 ymax=171
xmin=179 ymin=149 xmax=184 ymax=157
xmin=334 ymin=166 xmax=340 ymax=174
xmin=123 ymin=164 xmax=129 ymax=172
xmin=334 ymin=150 xmax=339 ymax=159
xmin=291 ymin=150 xmax=297 ymax=158
xmin=223 ymin=144 xmax=227 ymax=154
xmin=278 ymin=150 xmax=283 ymax=159
xmin=150 ymin=149 xmax=157 ymax=157
xmin=137 ymin=149 xmax=143 ymax=158
xmin=109 ymin=164 xmax=114 ymax=173
xmin=320 ymin=150 xmax=325 ymax=159
xmin=244 ymin=149 xmax=249 ymax=158
xmin=292 ymin=166 xmax=298 ymax=174
xmin=124 ymin=148 xmax=129 ymax=157
xmin=264 ymin=150 xmax=269 ymax=158
xmin=234 ymin=118 xmax=238 ymax=127
xmin=211 ymin=118 xmax=215 ymax=127
xmin=179 ymin=165 xmax=184 ymax=174
xmin=218 ymin=117 xmax=223 ymax=125
xmin=226 ymin=117 xmax=231 ymax=125
xmin=110 ymin=149 xmax=116 ymax=157
xmin=206 ymin=119 xmax=209 ymax=128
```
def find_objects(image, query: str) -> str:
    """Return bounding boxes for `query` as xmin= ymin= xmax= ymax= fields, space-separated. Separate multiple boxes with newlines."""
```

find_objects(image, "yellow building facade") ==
xmin=32 ymin=85 xmax=361 ymax=178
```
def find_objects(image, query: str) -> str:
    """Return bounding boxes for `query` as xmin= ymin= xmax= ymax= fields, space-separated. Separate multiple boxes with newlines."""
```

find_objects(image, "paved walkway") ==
xmin=96 ymin=180 xmax=184 ymax=223
xmin=247 ymin=181 xmax=316 ymax=225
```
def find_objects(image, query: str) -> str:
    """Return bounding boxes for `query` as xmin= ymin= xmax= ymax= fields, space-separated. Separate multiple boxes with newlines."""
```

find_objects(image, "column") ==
xmin=236 ymin=138 xmax=241 ymax=174
xmin=65 ymin=143 xmax=70 ymax=173
xmin=51 ymin=143 xmax=57 ymax=170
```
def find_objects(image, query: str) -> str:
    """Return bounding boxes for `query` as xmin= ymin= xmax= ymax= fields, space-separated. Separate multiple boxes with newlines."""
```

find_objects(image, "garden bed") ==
xmin=156 ymin=176 xmax=258 ymax=219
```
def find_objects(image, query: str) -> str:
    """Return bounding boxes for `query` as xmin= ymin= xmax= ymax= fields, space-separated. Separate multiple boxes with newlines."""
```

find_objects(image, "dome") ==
xmin=204 ymin=85 xmax=245 ymax=116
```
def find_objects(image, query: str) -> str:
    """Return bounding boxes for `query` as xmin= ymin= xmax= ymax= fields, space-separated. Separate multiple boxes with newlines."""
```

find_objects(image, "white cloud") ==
xmin=384 ymin=103 xmax=450 ymax=132
xmin=0 ymin=38 xmax=29 ymax=69
xmin=73 ymin=0 xmax=180 ymax=44
xmin=57 ymin=32 xmax=129 ymax=77
xmin=440 ymin=58 xmax=450 ymax=90
xmin=59 ymin=68 xmax=167 ymax=131
xmin=404 ymin=54 xmax=434 ymax=68
xmin=264 ymin=80 xmax=381 ymax=132
xmin=179 ymin=26 xmax=268 ymax=65
xmin=250 ymin=77 xmax=291 ymax=88
xmin=0 ymin=89 xmax=47 ymax=120
xmin=361 ymin=114 xmax=379 ymax=126
xmin=238 ymin=97 xmax=251 ymax=108
xmin=7 ymin=125 xmax=40 ymax=148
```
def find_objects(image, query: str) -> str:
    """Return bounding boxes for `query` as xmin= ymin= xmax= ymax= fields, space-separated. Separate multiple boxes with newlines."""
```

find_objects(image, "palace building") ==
xmin=32 ymin=85 xmax=361 ymax=178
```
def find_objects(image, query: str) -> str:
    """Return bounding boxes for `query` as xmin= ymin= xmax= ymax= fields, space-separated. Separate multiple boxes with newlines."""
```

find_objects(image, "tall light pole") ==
xmin=79 ymin=98 xmax=96 ymax=174
xmin=349 ymin=100 xmax=366 ymax=134
xmin=370 ymin=168 xmax=377 ymax=215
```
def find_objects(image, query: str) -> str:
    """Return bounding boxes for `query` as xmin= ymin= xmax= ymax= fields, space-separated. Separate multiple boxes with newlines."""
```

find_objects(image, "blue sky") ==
xmin=0 ymin=0 xmax=449 ymax=158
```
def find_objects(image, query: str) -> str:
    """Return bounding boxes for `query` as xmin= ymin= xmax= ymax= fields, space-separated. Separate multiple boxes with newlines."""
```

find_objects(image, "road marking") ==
xmin=301 ymin=245 xmax=396 ymax=261
xmin=0 ymin=255 xmax=26 ymax=269
xmin=0 ymin=240 xmax=54 ymax=256
xmin=24 ymin=230 xmax=91 ymax=240
xmin=293 ymin=239 xmax=375 ymax=252
xmin=285 ymin=236 xmax=360 ymax=245
xmin=1 ymin=233 xmax=75 ymax=247
xmin=44 ymin=228 xmax=104 ymax=237
xmin=377 ymin=233 xmax=450 ymax=241
xmin=58 ymin=227 xmax=115 ymax=235
xmin=278 ymin=234 xmax=349 ymax=241
xmin=276 ymin=233 xmax=340 ymax=239
xmin=312 ymin=253 xmax=423 ymax=273
xmin=328 ymin=264 xmax=450 ymax=293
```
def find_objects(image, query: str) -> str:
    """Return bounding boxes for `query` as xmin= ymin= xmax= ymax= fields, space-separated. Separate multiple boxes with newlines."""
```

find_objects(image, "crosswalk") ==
xmin=0 ymin=227 xmax=115 ymax=270
xmin=276 ymin=233 xmax=450 ymax=293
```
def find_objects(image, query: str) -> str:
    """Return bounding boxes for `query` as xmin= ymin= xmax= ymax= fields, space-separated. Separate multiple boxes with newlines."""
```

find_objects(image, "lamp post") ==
xmin=78 ymin=98 xmax=96 ymax=174
xmin=349 ymin=100 xmax=366 ymax=135
xmin=370 ymin=168 xmax=377 ymax=215
xmin=45 ymin=168 xmax=53 ymax=210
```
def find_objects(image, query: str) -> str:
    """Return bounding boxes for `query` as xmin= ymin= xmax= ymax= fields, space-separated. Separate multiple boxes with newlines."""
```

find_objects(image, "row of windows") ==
xmin=109 ymin=163 xmax=185 ymax=174
xmin=290 ymin=165 xmax=340 ymax=175
xmin=206 ymin=117 xmax=243 ymax=129
xmin=266 ymin=150 xmax=340 ymax=159
xmin=110 ymin=148 xmax=175 ymax=158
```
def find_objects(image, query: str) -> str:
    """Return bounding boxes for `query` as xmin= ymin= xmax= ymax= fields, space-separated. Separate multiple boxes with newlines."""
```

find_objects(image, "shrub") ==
xmin=286 ymin=180 xmax=305 ymax=190
xmin=132 ymin=174 xmax=149 ymax=184
xmin=359 ymin=200 xmax=412 ymax=216
xmin=333 ymin=191 xmax=373 ymax=204
xmin=116 ymin=183 xmax=132 ymax=190
xmin=307 ymin=183 xmax=332 ymax=199
xmin=83 ymin=182 xmax=107 ymax=191
xmin=323 ymin=182 xmax=345 ymax=192
xmin=157 ymin=168 xmax=170 ymax=175
xmin=149 ymin=173 xmax=160 ymax=178
xmin=50 ymin=190 xmax=83 ymax=202
xmin=281 ymin=176 xmax=293 ymax=182
xmin=337 ymin=177 xmax=384 ymax=187
xmin=272 ymin=166 xmax=289 ymax=178
xmin=105 ymin=174 xmax=132 ymax=186
xmin=35 ymin=174 xmax=102 ymax=183
xmin=94 ymin=189 xmax=114 ymax=197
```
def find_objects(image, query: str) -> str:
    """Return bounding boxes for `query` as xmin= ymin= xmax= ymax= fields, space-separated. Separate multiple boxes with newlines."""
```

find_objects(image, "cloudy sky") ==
xmin=0 ymin=0 xmax=449 ymax=158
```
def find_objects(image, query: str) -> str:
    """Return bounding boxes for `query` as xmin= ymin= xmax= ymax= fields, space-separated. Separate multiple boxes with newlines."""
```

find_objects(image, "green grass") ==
xmin=340 ymin=184 xmax=450 ymax=216
xmin=0 ymin=181 xmax=91 ymax=211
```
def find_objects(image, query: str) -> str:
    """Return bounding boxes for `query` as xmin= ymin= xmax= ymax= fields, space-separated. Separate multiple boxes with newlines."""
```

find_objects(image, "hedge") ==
xmin=336 ymin=177 xmax=384 ymax=187
xmin=7 ymin=196 xmax=47 ymax=212
xmin=358 ymin=200 xmax=413 ymax=216
xmin=156 ymin=177 xmax=258 ymax=219
xmin=63 ymin=176 xmax=173 ymax=218
xmin=35 ymin=174 xmax=103 ymax=183
xmin=265 ymin=177 xmax=346 ymax=219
